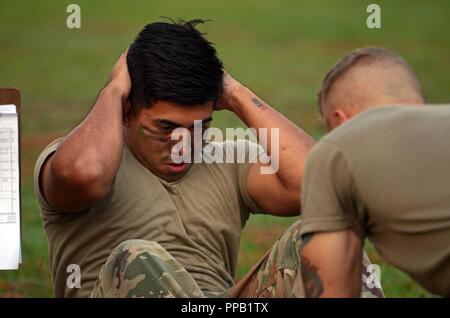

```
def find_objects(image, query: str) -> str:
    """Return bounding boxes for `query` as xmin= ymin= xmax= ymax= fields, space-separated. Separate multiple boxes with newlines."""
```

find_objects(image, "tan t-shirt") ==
xmin=300 ymin=105 xmax=450 ymax=297
xmin=34 ymin=139 xmax=264 ymax=297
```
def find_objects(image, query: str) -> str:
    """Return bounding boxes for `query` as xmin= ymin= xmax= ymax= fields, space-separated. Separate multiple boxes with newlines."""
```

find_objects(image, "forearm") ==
xmin=51 ymin=84 xmax=124 ymax=190
xmin=229 ymin=85 xmax=315 ymax=192
xmin=300 ymin=231 xmax=363 ymax=298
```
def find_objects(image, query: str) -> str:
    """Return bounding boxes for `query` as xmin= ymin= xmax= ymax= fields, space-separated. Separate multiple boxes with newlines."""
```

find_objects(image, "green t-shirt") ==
xmin=300 ymin=105 xmax=450 ymax=297
xmin=34 ymin=139 xmax=263 ymax=297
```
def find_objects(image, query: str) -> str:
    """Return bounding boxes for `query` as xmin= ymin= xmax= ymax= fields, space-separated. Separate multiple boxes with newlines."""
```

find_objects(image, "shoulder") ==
xmin=33 ymin=137 xmax=64 ymax=212
xmin=34 ymin=137 xmax=64 ymax=173
xmin=324 ymin=107 xmax=397 ymax=143
xmin=319 ymin=106 xmax=413 ymax=161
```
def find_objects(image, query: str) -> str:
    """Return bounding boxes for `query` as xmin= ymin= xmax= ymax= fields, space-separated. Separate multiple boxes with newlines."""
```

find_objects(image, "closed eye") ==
xmin=161 ymin=125 xmax=175 ymax=132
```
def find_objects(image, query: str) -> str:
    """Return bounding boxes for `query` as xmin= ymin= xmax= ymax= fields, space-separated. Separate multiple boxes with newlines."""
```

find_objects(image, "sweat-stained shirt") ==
xmin=34 ymin=139 xmax=264 ymax=297
xmin=300 ymin=105 xmax=450 ymax=297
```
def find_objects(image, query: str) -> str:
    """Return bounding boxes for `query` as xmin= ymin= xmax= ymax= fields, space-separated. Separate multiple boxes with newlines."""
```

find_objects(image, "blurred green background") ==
xmin=0 ymin=0 xmax=448 ymax=297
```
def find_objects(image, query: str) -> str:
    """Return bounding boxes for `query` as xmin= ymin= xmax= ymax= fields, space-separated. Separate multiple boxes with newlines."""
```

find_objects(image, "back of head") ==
xmin=318 ymin=47 xmax=425 ymax=131
xmin=127 ymin=19 xmax=223 ymax=114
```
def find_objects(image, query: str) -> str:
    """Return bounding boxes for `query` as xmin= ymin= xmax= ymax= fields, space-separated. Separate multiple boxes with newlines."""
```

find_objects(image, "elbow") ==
xmin=49 ymin=156 xmax=111 ymax=201
xmin=280 ymin=190 xmax=301 ymax=216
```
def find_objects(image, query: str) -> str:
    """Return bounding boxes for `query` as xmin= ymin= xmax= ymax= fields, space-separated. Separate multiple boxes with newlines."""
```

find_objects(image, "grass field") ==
xmin=0 ymin=0 xmax=448 ymax=297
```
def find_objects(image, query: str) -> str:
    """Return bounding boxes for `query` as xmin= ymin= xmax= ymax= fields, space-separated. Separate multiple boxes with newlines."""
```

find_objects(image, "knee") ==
xmin=112 ymin=239 xmax=164 ymax=257
xmin=96 ymin=240 xmax=172 ymax=297
xmin=280 ymin=219 xmax=303 ymax=246
xmin=269 ymin=220 xmax=303 ymax=270
xmin=104 ymin=240 xmax=167 ymax=278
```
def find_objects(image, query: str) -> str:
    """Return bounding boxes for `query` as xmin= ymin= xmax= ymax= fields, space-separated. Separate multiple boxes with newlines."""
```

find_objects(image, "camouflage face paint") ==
xmin=139 ymin=125 xmax=170 ymax=143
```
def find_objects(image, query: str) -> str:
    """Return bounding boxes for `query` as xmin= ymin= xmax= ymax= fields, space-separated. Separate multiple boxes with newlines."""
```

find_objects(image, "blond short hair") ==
xmin=317 ymin=47 xmax=423 ymax=115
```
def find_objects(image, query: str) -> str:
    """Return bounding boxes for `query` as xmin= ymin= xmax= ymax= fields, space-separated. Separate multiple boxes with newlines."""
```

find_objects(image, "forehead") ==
xmin=137 ymin=100 xmax=214 ymax=126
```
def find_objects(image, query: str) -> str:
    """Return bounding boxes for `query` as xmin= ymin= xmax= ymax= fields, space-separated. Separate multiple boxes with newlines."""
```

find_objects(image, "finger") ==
xmin=122 ymin=48 xmax=129 ymax=59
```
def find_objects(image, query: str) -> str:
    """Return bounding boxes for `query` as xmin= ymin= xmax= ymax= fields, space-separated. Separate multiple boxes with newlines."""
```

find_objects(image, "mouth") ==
xmin=166 ymin=162 xmax=189 ymax=174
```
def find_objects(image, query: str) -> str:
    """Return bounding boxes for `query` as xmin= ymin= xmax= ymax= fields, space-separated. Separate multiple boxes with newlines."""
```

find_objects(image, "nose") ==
xmin=169 ymin=127 xmax=191 ymax=158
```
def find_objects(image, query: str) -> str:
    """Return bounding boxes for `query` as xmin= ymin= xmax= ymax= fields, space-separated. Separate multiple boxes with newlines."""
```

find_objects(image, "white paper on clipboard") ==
xmin=0 ymin=104 xmax=21 ymax=270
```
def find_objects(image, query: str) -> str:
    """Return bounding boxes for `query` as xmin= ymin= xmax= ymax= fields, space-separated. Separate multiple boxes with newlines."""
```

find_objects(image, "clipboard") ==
xmin=0 ymin=88 xmax=22 ymax=269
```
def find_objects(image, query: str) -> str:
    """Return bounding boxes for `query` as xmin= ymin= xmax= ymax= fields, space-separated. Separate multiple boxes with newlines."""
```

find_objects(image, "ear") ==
xmin=333 ymin=108 xmax=350 ymax=126
xmin=122 ymin=100 xmax=133 ymax=127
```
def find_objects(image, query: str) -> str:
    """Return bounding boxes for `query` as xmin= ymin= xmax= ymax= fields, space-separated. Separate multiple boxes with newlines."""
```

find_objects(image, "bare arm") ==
xmin=40 ymin=52 xmax=131 ymax=212
xmin=300 ymin=230 xmax=363 ymax=298
xmin=218 ymin=72 xmax=315 ymax=216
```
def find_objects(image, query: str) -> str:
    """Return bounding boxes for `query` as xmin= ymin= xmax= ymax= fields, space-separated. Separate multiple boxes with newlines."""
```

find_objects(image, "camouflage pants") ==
xmin=90 ymin=220 xmax=384 ymax=298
